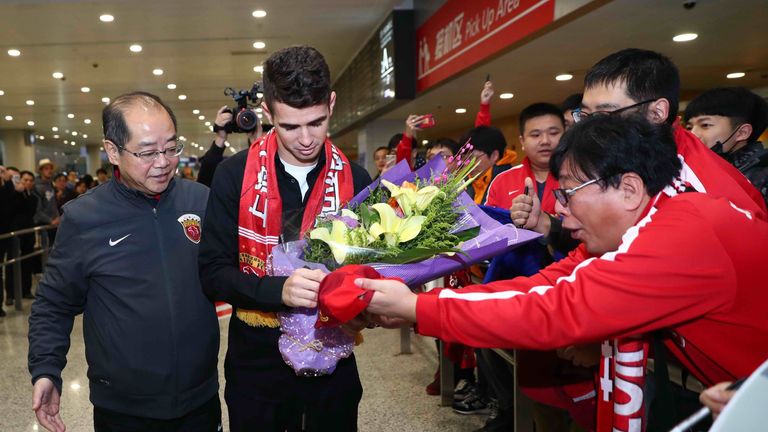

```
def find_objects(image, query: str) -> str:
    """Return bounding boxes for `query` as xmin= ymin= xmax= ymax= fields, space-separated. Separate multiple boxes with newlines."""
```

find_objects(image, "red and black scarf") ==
xmin=236 ymin=130 xmax=354 ymax=327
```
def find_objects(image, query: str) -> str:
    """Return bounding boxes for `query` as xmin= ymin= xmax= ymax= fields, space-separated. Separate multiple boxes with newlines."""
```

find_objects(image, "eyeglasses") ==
xmin=553 ymin=178 xmax=602 ymax=207
xmin=572 ymin=99 xmax=657 ymax=123
xmin=116 ymin=143 xmax=184 ymax=162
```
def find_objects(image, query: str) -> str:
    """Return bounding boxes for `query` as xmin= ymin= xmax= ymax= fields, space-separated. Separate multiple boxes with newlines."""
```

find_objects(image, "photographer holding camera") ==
xmin=197 ymin=103 xmax=264 ymax=187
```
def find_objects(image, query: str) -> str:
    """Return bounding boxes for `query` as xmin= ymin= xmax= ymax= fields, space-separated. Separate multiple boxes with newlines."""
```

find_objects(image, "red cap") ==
xmin=315 ymin=265 xmax=381 ymax=328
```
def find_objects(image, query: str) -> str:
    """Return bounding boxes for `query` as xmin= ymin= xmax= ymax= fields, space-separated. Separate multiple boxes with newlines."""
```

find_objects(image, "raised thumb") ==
xmin=524 ymin=177 xmax=534 ymax=197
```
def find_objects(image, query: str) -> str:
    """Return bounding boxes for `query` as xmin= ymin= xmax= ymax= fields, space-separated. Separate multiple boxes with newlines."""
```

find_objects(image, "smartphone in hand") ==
xmin=419 ymin=114 xmax=436 ymax=128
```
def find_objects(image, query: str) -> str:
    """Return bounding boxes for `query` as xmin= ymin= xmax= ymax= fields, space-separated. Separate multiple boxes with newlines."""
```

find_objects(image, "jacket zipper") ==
xmin=152 ymin=204 xmax=180 ymax=410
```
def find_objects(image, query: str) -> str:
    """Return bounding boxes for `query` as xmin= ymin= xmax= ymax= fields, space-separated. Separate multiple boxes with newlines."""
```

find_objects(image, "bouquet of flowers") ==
xmin=269 ymin=143 xmax=541 ymax=376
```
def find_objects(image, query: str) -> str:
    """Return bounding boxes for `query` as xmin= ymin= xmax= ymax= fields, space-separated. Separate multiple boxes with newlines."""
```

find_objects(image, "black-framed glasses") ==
xmin=115 ymin=143 xmax=184 ymax=163
xmin=553 ymin=178 xmax=602 ymax=207
xmin=572 ymin=99 xmax=658 ymax=123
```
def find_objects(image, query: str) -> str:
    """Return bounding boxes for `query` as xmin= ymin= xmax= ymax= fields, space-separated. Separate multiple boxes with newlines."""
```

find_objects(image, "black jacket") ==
xmin=199 ymin=148 xmax=372 ymax=311
xmin=198 ymin=148 xmax=371 ymax=397
xmin=28 ymin=178 xmax=219 ymax=419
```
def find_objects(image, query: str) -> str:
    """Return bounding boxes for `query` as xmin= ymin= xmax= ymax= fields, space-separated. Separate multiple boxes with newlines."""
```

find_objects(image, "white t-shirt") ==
xmin=280 ymin=158 xmax=318 ymax=200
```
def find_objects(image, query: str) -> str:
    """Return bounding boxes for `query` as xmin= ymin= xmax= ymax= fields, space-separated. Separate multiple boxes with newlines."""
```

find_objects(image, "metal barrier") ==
xmin=0 ymin=225 xmax=55 ymax=311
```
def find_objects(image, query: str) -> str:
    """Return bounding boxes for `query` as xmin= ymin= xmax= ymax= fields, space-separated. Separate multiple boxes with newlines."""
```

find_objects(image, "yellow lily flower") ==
xmin=381 ymin=179 xmax=444 ymax=215
xmin=309 ymin=220 xmax=350 ymax=264
xmin=369 ymin=203 xmax=426 ymax=247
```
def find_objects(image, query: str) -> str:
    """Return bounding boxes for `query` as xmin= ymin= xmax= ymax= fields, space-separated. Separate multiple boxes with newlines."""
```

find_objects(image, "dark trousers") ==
xmin=477 ymin=348 xmax=515 ymax=411
xmin=224 ymin=317 xmax=362 ymax=432
xmin=4 ymin=233 xmax=34 ymax=300
xmin=93 ymin=395 xmax=221 ymax=432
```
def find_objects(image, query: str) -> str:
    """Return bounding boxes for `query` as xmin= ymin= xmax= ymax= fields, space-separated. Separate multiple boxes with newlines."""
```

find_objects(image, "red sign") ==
xmin=417 ymin=0 xmax=555 ymax=92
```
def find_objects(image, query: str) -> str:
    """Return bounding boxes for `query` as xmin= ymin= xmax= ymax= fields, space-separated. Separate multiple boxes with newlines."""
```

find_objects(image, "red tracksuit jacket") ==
xmin=416 ymin=191 xmax=768 ymax=387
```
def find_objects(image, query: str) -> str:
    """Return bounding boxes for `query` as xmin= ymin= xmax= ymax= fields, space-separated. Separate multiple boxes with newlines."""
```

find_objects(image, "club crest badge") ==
xmin=178 ymin=214 xmax=202 ymax=244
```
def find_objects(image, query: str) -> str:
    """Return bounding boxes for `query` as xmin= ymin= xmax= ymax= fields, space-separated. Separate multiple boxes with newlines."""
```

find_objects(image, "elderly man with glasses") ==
xmin=358 ymin=115 xmax=768 ymax=432
xmin=28 ymin=92 xmax=221 ymax=432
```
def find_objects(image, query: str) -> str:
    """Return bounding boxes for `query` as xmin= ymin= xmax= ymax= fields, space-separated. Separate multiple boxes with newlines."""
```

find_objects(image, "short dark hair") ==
xmin=96 ymin=168 xmax=108 ymax=176
xmin=428 ymin=138 xmax=460 ymax=155
xmin=20 ymin=170 xmax=34 ymax=179
xmin=519 ymin=102 xmax=565 ymax=133
xmin=561 ymin=93 xmax=583 ymax=111
xmin=387 ymin=133 xmax=403 ymax=151
xmin=82 ymin=174 xmax=94 ymax=187
xmin=550 ymin=115 xmax=681 ymax=196
xmin=684 ymin=87 xmax=768 ymax=143
xmin=6 ymin=166 xmax=19 ymax=173
xmin=460 ymin=126 xmax=507 ymax=158
xmin=584 ymin=49 xmax=680 ymax=125
xmin=53 ymin=173 xmax=67 ymax=182
xmin=374 ymin=146 xmax=389 ymax=155
xmin=103 ymin=92 xmax=177 ymax=152
xmin=262 ymin=46 xmax=331 ymax=110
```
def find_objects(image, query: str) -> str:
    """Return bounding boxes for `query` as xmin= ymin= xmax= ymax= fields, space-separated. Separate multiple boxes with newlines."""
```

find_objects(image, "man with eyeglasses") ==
xmin=512 ymin=48 xmax=767 ymax=236
xmin=29 ymin=92 xmax=221 ymax=432
xmin=358 ymin=115 xmax=768 ymax=432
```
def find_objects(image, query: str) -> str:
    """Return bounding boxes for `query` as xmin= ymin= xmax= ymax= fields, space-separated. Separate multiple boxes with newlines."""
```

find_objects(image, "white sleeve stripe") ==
xmin=438 ymin=285 xmax=552 ymax=301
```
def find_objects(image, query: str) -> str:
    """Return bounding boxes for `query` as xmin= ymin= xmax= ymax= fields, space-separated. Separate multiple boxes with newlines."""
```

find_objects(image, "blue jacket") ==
xmin=28 ymin=177 xmax=219 ymax=419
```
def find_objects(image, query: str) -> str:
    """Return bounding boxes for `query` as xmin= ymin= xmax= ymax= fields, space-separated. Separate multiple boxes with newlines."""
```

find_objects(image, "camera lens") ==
xmin=236 ymin=109 xmax=258 ymax=131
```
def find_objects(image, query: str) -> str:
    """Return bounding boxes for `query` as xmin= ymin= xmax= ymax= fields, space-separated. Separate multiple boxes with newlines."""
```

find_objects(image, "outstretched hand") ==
xmin=32 ymin=377 xmax=66 ymax=432
xmin=355 ymin=278 xmax=417 ymax=323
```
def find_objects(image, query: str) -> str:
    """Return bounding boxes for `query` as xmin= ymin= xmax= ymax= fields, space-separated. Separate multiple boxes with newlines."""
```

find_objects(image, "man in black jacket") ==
xmin=199 ymin=46 xmax=371 ymax=432
xmin=28 ymin=92 xmax=221 ymax=432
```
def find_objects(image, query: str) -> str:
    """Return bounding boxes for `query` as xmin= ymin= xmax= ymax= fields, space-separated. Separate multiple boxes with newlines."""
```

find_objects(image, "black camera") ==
xmin=220 ymin=83 xmax=262 ymax=133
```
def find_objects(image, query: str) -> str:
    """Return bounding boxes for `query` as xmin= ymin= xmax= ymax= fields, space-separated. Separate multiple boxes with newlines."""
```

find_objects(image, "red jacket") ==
xmin=484 ymin=157 xmax=559 ymax=214
xmin=416 ymin=192 xmax=768 ymax=387
xmin=672 ymin=125 xmax=766 ymax=219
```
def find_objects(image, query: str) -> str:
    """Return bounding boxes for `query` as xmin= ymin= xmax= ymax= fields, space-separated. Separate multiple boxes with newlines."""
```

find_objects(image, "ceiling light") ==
xmin=129 ymin=44 xmax=142 ymax=53
xmin=63 ymin=139 xmax=68 ymax=144
xmin=192 ymin=109 xmax=200 ymax=115
xmin=253 ymin=65 xmax=264 ymax=73
xmin=179 ymin=136 xmax=186 ymax=141
xmin=152 ymin=68 xmax=164 ymax=76
xmin=84 ymin=118 xmax=91 ymax=124
xmin=4 ymin=115 xmax=13 ymax=121
xmin=167 ymin=83 xmax=177 ymax=90
xmin=52 ymin=71 xmax=64 ymax=79
xmin=726 ymin=72 xmax=746 ymax=79
xmin=53 ymin=134 xmax=60 ymax=139
xmin=253 ymin=41 xmax=266 ymax=49
xmin=455 ymin=108 xmax=467 ymax=114
xmin=101 ymin=97 xmax=110 ymax=104
xmin=72 ymin=131 xmax=78 ymax=136
xmin=99 ymin=14 xmax=114 ymax=23
xmin=71 ymin=141 xmax=76 ymax=146
xmin=39 ymin=135 xmax=44 ymax=140
xmin=256 ymin=92 xmax=263 ymax=99
xmin=26 ymin=99 xmax=35 ymax=105
xmin=555 ymin=74 xmax=573 ymax=81
xmin=0 ymin=90 xmax=4 ymax=95
xmin=7 ymin=49 xmax=21 ymax=57
xmin=252 ymin=9 xmax=267 ymax=18
xmin=257 ymin=113 xmax=263 ymax=119
xmin=27 ymin=120 xmax=35 ymax=126
xmin=673 ymin=33 xmax=698 ymax=42
xmin=205 ymin=121 xmax=211 ymax=126
xmin=499 ymin=93 xmax=514 ymax=100
xmin=52 ymin=126 xmax=58 ymax=131
xmin=422 ymin=140 xmax=428 ymax=145
xmin=67 ymin=113 xmax=75 ymax=118
xmin=255 ymin=107 xmax=263 ymax=113
xmin=178 ymin=94 xmax=187 ymax=100
xmin=198 ymin=115 xmax=205 ymax=120
xmin=81 ymin=87 xmax=91 ymax=93
xmin=83 ymin=134 xmax=88 ymax=138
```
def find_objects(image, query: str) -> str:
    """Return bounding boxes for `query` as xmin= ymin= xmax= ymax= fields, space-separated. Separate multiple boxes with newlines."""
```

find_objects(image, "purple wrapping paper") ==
xmin=271 ymin=157 xmax=542 ymax=376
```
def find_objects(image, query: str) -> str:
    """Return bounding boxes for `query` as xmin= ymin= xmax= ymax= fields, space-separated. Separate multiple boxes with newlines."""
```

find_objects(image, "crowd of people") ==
xmin=1 ymin=43 xmax=764 ymax=432
xmin=0 ymin=161 xmax=110 ymax=316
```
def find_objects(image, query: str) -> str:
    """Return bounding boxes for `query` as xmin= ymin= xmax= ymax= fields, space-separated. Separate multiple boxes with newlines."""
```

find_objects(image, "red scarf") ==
xmin=236 ymin=130 xmax=354 ymax=327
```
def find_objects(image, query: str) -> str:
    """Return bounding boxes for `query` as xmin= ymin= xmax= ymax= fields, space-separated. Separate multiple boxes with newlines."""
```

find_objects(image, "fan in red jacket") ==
xmin=358 ymin=116 xmax=768 ymax=432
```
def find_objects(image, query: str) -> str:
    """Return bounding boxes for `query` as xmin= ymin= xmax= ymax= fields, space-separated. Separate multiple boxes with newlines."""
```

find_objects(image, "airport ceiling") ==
xmin=1 ymin=0 xmax=767 ymax=157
